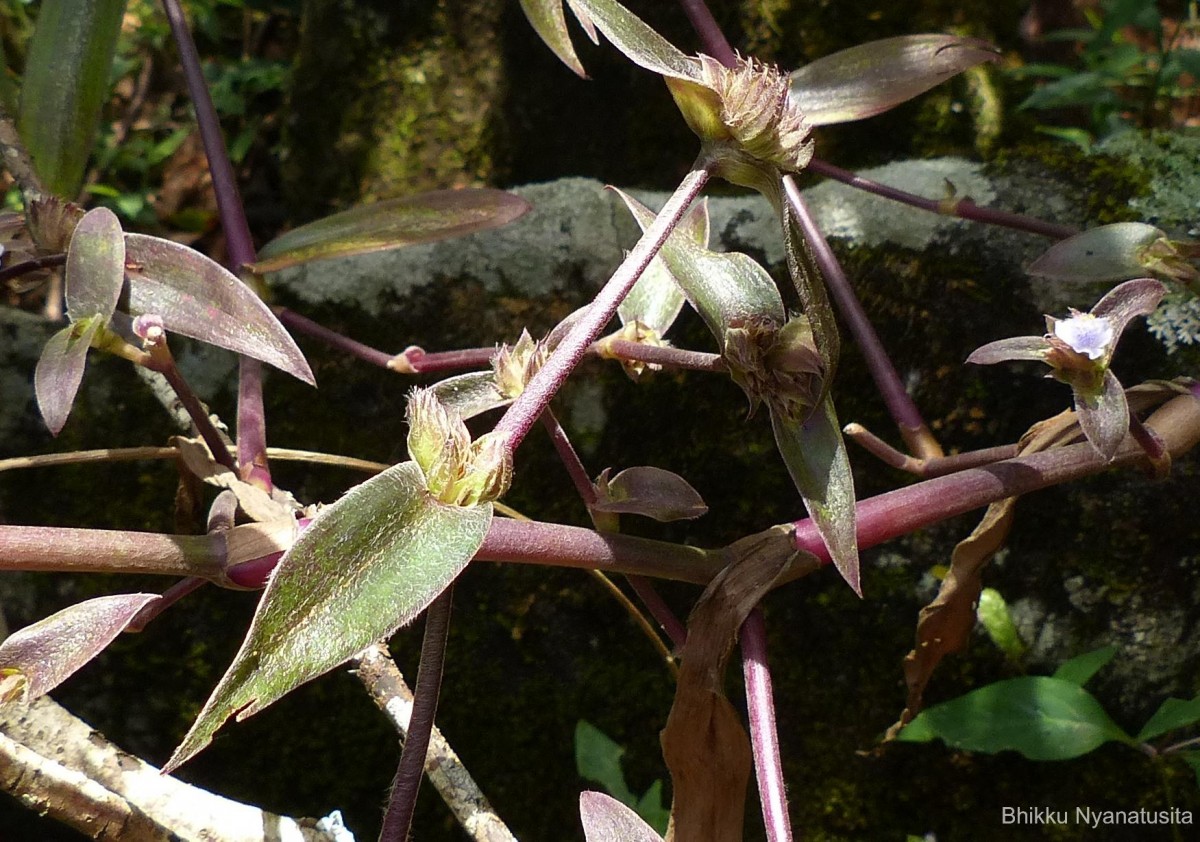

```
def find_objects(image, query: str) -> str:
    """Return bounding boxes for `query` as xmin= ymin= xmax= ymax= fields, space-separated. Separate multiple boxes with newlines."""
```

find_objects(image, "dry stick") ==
xmin=353 ymin=644 xmax=517 ymax=842
xmin=379 ymin=589 xmax=455 ymax=842
xmin=782 ymin=174 xmax=944 ymax=460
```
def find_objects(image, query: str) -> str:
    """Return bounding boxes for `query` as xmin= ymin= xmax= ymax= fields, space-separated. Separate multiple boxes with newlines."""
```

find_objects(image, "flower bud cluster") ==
xmin=724 ymin=315 xmax=825 ymax=423
xmin=493 ymin=329 xmax=549 ymax=399
xmin=406 ymin=388 xmax=511 ymax=506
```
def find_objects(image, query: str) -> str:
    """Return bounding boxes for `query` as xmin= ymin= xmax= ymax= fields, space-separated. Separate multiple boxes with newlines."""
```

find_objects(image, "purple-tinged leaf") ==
xmin=164 ymin=461 xmax=492 ymax=772
xmin=1074 ymin=369 xmax=1129 ymax=460
xmin=613 ymin=188 xmax=784 ymax=345
xmin=966 ymin=336 xmax=1049 ymax=365
xmin=1028 ymin=223 xmax=1168 ymax=283
xmin=65 ymin=207 xmax=123 ymax=321
xmin=250 ymin=189 xmax=533 ymax=274
xmin=592 ymin=466 xmax=708 ymax=521
xmin=520 ymin=0 xmax=588 ymax=78
xmin=34 ymin=316 xmax=103 ymax=435
xmin=616 ymin=194 xmax=708 ymax=337
xmin=0 ymin=593 xmax=159 ymax=704
xmin=580 ymin=791 xmax=664 ymax=842
xmin=770 ymin=395 xmax=860 ymax=595
xmin=431 ymin=372 xmax=510 ymax=420
xmin=123 ymin=234 xmax=315 ymax=385
xmin=1089 ymin=278 xmax=1167 ymax=338
xmin=566 ymin=0 xmax=701 ymax=82
xmin=789 ymin=35 xmax=1000 ymax=126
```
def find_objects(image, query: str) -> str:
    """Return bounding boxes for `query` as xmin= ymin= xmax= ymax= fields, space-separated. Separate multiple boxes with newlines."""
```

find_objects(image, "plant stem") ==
xmin=145 ymin=338 xmax=237 ymax=471
xmin=782 ymin=175 xmax=943 ymax=459
xmin=379 ymin=589 xmax=454 ymax=842
xmin=678 ymin=0 xmax=736 ymax=66
xmin=844 ymin=422 xmax=1018 ymax=477
xmin=741 ymin=608 xmax=792 ymax=842
xmin=161 ymin=0 xmax=272 ymax=489
xmin=806 ymin=158 xmax=1080 ymax=240
xmin=275 ymin=307 xmax=396 ymax=369
xmin=0 ymin=525 xmax=225 ymax=581
xmin=490 ymin=164 xmax=712 ymax=451
xmin=595 ymin=337 xmax=726 ymax=373
xmin=0 ymin=253 xmax=65 ymax=285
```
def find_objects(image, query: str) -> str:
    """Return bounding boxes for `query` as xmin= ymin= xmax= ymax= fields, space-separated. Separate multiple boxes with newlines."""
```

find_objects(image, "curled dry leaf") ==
xmin=173 ymin=436 xmax=300 ymax=522
xmin=661 ymin=525 xmax=801 ymax=842
xmin=591 ymin=466 xmax=708 ymax=522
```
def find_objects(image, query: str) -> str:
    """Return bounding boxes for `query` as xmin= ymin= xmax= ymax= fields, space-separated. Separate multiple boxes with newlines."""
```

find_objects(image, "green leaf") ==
xmin=781 ymin=197 xmax=839 ymax=388
xmin=34 ymin=317 xmax=104 ymax=435
xmin=616 ymin=196 xmax=708 ymax=337
xmin=17 ymin=0 xmax=126 ymax=197
xmin=1179 ymin=751 xmax=1200 ymax=788
xmin=164 ymin=462 xmax=493 ymax=771
xmin=1136 ymin=697 xmax=1200 ymax=744
xmin=1053 ymin=645 xmax=1119 ymax=686
xmin=575 ymin=720 xmax=636 ymax=805
xmin=251 ymin=189 xmax=532 ymax=274
xmin=976 ymin=588 xmax=1026 ymax=662
xmin=519 ymin=0 xmax=588 ymax=78
xmin=0 ymin=593 xmax=158 ymax=704
xmin=634 ymin=780 xmax=670 ymax=836
xmin=123 ymin=234 xmax=315 ymax=385
xmin=565 ymin=0 xmax=700 ymax=82
xmin=612 ymin=188 xmax=784 ymax=345
xmin=431 ymin=371 xmax=510 ymax=420
xmin=770 ymin=395 xmax=859 ymax=595
xmin=897 ymin=676 xmax=1132 ymax=760
xmin=65 ymin=207 xmax=124 ymax=321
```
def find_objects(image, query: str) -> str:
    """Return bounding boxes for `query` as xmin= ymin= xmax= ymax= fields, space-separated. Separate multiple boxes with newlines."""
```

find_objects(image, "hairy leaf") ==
xmin=65 ymin=207 xmax=124 ymax=321
xmin=770 ymin=396 xmax=859 ymax=595
xmin=520 ymin=0 xmax=588 ymax=78
xmin=1137 ymin=696 xmax=1200 ymax=744
xmin=579 ymin=792 xmax=663 ymax=842
xmin=1053 ymin=645 xmax=1119 ymax=687
xmin=17 ymin=0 xmax=126 ymax=197
xmin=566 ymin=0 xmax=700 ymax=82
xmin=164 ymin=461 xmax=492 ymax=771
xmin=432 ymin=371 xmax=510 ymax=420
xmin=34 ymin=317 xmax=103 ymax=435
xmin=1028 ymin=223 xmax=1167 ymax=283
xmin=898 ymin=676 xmax=1132 ymax=760
xmin=617 ymin=196 xmax=707 ymax=336
xmin=124 ymin=234 xmax=315 ymax=385
xmin=0 ymin=593 xmax=158 ymax=704
xmin=789 ymin=35 xmax=999 ymax=126
xmin=251 ymin=189 xmax=532 ymax=274
xmin=592 ymin=466 xmax=708 ymax=522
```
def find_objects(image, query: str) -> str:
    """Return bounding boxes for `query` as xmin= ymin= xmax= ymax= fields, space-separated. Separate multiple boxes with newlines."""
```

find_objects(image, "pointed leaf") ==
xmin=16 ymin=0 xmax=125 ymax=197
xmin=781 ymin=196 xmax=840 ymax=385
xmin=966 ymin=336 xmax=1049 ymax=365
xmin=123 ymin=234 xmax=315 ymax=385
xmin=165 ymin=461 xmax=492 ymax=771
xmin=1028 ymin=223 xmax=1168 ymax=283
xmin=897 ymin=676 xmax=1132 ymax=760
xmin=34 ymin=317 xmax=103 ymax=435
xmin=617 ymin=196 xmax=708 ymax=336
xmin=1137 ymin=696 xmax=1200 ymax=744
xmin=580 ymin=792 xmax=664 ymax=842
xmin=520 ymin=0 xmax=588 ymax=78
xmin=613 ymin=188 xmax=784 ymax=345
xmin=1053 ymin=645 xmax=1119 ymax=687
xmin=65 ymin=207 xmax=124 ymax=321
xmin=1074 ymin=369 xmax=1128 ymax=459
xmin=0 ymin=594 xmax=159 ymax=704
xmin=1089 ymin=277 xmax=1167 ymax=337
xmin=592 ymin=466 xmax=708 ymax=521
xmin=789 ymin=35 xmax=1000 ymax=126
xmin=575 ymin=720 xmax=636 ymax=805
xmin=251 ymin=189 xmax=533 ymax=274
xmin=566 ymin=0 xmax=700 ymax=82
xmin=431 ymin=371 xmax=510 ymax=420
xmin=976 ymin=588 xmax=1026 ymax=662
xmin=770 ymin=396 xmax=859 ymax=595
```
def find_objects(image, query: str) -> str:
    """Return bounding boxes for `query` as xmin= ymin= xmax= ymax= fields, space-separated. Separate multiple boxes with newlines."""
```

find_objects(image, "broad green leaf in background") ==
xmin=250 ymin=189 xmax=533 ymax=274
xmin=0 ymin=593 xmax=158 ymax=704
xmin=164 ymin=461 xmax=493 ymax=771
xmin=579 ymin=791 xmax=664 ymax=842
xmin=770 ymin=395 xmax=859 ymax=595
xmin=1052 ymin=645 xmax=1119 ymax=687
xmin=519 ymin=0 xmax=589 ymax=78
xmin=897 ymin=676 xmax=1133 ymax=760
xmin=17 ymin=0 xmax=126 ymax=197
xmin=123 ymin=234 xmax=315 ymax=385
xmin=617 ymin=196 xmax=708 ymax=337
xmin=976 ymin=587 xmax=1027 ymax=662
xmin=576 ymin=720 xmax=637 ymax=806
xmin=613 ymin=188 xmax=784 ymax=344
xmin=1136 ymin=696 xmax=1200 ymax=744
xmin=789 ymin=35 xmax=999 ymax=126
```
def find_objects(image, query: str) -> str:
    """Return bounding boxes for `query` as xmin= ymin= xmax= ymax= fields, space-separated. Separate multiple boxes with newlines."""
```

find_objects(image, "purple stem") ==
xmin=150 ymin=344 xmax=237 ymax=472
xmin=379 ymin=589 xmax=454 ymax=842
xmin=0 ymin=253 xmax=66 ymax=285
xmin=677 ymin=0 xmax=737 ymax=66
xmin=276 ymin=307 xmax=396 ymax=369
xmin=403 ymin=347 xmax=498 ymax=374
xmin=741 ymin=608 xmax=792 ymax=842
xmin=783 ymin=175 xmax=942 ymax=459
xmin=596 ymin=338 xmax=726 ymax=373
xmin=490 ymin=166 xmax=711 ymax=452
xmin=161 ymin=0 xmax=271 ymax=488
xmin=807 ymin=158 xmax=1080 ymax=241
